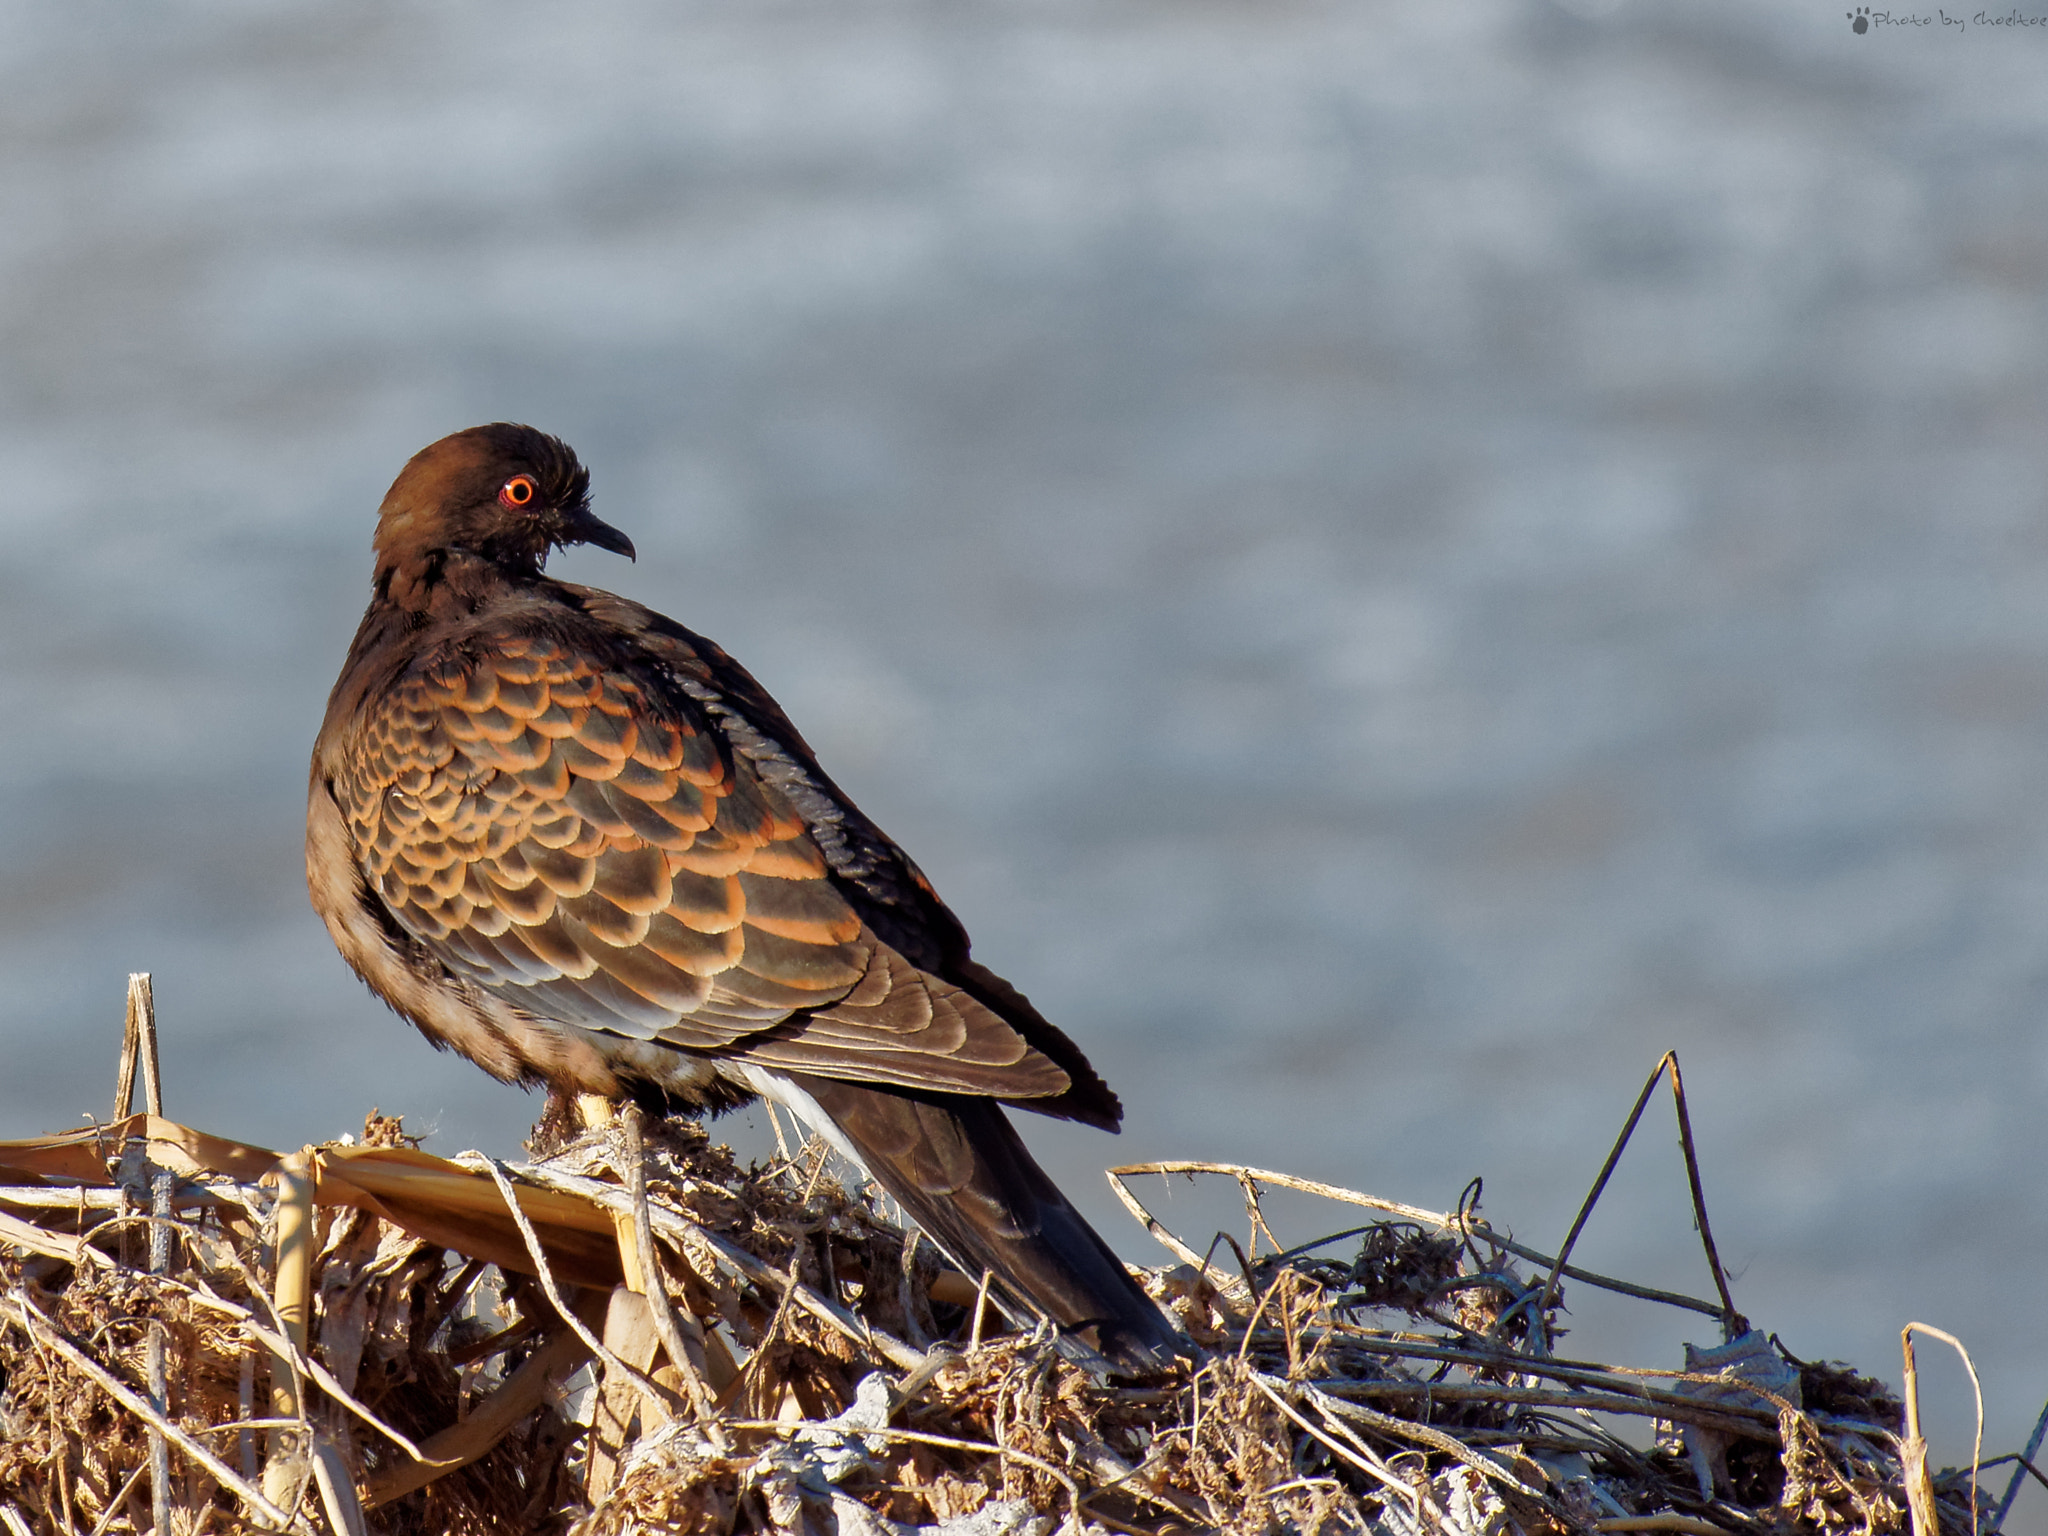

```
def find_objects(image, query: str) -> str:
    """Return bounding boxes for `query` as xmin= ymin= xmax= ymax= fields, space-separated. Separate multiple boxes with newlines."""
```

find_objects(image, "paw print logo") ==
xmin=1848 ymin=6 xmax=1870 ymax=30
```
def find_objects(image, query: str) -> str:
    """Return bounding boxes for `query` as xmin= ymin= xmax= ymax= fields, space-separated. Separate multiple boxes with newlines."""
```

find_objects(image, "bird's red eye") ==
xmin=499 ymin=474 xmax=538 ymax=508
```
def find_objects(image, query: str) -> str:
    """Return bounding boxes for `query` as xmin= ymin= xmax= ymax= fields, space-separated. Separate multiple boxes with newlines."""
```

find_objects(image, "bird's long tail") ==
xmin=778 ymin=1072 xmax=1187 ymax=1373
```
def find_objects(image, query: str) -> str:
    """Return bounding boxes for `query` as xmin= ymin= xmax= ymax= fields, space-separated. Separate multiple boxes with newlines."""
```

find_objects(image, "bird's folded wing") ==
xmin=332 ymin=633 xmax=1070 ymax=1101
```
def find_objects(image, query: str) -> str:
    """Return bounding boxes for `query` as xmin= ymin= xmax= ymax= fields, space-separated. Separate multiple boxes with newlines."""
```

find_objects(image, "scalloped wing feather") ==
xmin=331 ymin=634 xmax=1072 ymax=1101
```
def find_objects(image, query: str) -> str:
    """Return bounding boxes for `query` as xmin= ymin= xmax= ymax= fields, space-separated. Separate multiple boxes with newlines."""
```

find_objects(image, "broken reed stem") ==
xmin=1900 ymin=1322 xmax=1984 ymax=1536
xmin=110 ymin=972 xmax=178 ymax=1536
xmin=1992 ymin=1395 xmax=2048 ymax=1532
xmin=1105 ymin=1167 xmax=1215 ymax=1277
xmin=265 ymin=1149 xmax=315 ymax=1416
xmin=262 ymin=1145 xmax=316 ymax=1521
xmin=148 ymin=1170 xmax=174 ymax=1536
xmin=1902 ymin=1326 xmax=1935 ymax=1536
xmin=1535 ymin=1051 xmax=1740 ymax=1351
xmin=1535 ymin=1055 xmax=1668 ymax=1349
xmin=969 ymin=1267 xmax=993 ymax=1354
xmin=262 ymin=1146 xmax=319 ymax=1524
xmin=1663 ymin=1052 xmax=1741 ymax=1330
xmin=623 ymin=1105 xmax=729 ymax=1452
xmin=1111 ymin=1162 xmax=1447 ymax=1231
xmin=113 ymin=973 xmax=159 ymax=1122
xmin=132 ymin=975 xmax=162 ymax=1119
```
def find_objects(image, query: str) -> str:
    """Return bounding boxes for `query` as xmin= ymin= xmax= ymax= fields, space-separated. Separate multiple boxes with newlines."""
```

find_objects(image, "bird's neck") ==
xmin=321 ymin=553 xmax=542 ymax=756
xmin=373 ymin=547 xmax=538 ymax=619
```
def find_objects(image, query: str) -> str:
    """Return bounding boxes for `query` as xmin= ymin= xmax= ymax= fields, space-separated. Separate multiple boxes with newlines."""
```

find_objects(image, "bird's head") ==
xmin=372 ymin=424 xmax=634 ymax=594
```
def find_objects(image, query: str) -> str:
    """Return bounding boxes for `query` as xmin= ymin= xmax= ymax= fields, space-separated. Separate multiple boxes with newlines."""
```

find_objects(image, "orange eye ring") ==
xmin=499 ymin=474 xmax=538 ymax=508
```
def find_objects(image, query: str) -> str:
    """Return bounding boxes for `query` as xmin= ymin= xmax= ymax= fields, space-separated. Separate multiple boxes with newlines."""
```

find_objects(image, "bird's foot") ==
xmin=526 ymin=1088 xmax=614 ymax=1157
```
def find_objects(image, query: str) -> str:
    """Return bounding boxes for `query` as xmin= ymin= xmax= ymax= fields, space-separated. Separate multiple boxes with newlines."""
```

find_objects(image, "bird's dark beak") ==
xmin=573 ymin=512 xmax=636 ymax=561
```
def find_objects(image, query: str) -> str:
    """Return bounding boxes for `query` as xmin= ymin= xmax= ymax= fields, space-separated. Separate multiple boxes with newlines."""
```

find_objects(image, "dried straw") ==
xmin=0 ymin=986 xmax=2009 ymax=1536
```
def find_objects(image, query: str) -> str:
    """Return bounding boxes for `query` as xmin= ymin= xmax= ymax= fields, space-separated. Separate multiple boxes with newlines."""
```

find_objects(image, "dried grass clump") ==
xmin=0 ymin=983 xmax=2020 ymax=1535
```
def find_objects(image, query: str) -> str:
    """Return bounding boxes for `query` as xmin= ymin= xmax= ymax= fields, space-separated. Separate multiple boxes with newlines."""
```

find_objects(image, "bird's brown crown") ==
xmin=371 ymin=424 xmax=631 ymax=604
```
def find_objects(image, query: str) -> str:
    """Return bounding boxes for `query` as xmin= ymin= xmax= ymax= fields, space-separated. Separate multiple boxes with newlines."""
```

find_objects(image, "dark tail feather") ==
xmin=787 ymin=1074 xmax=1187 ymax=1373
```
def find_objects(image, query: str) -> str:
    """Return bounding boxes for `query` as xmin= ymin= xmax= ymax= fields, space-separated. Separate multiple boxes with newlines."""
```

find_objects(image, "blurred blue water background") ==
xmin=1 ymin=0 xmax=2043 ymax=1484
